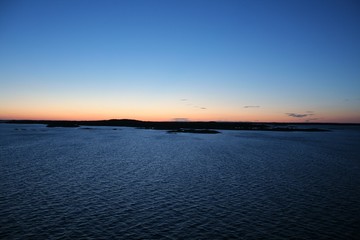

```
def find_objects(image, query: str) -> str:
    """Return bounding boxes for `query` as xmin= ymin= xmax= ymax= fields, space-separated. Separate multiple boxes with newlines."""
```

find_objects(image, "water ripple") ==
xmin=1 ymin=125 xmax=359 ymax=239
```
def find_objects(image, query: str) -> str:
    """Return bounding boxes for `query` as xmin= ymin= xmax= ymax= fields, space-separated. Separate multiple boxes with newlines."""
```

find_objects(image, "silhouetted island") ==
xmin=167 ymin=129 xmax=220 ymax=134
xmin=46 ymin=122 xmax=80 ymax=128
xmin=4 ymin=119 xmax=334 ymax=133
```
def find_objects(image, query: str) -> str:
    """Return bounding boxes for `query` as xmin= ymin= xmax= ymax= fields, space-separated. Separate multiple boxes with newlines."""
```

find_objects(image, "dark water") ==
xmin=1 ymin=124 xmax=359 ymax=239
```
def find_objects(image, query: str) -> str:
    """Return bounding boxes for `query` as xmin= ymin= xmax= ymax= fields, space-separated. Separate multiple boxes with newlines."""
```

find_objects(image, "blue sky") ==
xmin=1 ymin=0 xmax=359 ymax=122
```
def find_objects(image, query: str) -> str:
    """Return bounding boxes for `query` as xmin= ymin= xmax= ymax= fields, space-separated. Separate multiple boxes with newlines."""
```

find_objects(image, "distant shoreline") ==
xmin=2 ymin=119 xmax=349 ymax=132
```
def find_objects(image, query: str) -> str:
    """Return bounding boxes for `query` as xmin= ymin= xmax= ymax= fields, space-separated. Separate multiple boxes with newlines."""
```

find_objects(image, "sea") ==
xmin=1 ymin=123 xmax=359 ymax=239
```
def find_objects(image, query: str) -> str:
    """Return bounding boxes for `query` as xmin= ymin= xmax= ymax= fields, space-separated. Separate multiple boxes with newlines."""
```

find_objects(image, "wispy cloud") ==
xmin=180 ymin=99 xmax=207 ymax=110
xmin=286 ymin=113 xmax=314 ymax=118
xmin=286 ymin=111 xmax=320 ymax=122
xmin=244 ymin=105 xmax=260 ymax=108
xmin=193 ymin=106 xmax=207 ymax=110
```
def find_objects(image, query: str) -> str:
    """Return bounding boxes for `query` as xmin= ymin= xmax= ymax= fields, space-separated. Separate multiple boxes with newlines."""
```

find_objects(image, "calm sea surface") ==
xmin=1 ymin=124 xmax=359 ymax=239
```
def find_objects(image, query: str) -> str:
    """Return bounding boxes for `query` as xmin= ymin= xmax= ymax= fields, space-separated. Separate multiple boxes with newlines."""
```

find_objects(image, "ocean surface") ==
xmin=1 ymin=123 xmax=359 ymax=239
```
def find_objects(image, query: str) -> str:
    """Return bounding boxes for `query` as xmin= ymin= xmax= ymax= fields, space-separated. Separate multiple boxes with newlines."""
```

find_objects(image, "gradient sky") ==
xmin=1 ymin=0 xmax=359 ymax=122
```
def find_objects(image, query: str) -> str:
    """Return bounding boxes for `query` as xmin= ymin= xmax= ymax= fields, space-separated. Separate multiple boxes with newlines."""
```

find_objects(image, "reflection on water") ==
xmin=1 ymin=124 xmax=359 ymax=239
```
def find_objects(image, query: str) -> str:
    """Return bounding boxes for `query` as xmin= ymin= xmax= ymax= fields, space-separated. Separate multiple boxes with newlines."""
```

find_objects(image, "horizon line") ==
xmin=2 ymin=119 xmax=360 ymax=125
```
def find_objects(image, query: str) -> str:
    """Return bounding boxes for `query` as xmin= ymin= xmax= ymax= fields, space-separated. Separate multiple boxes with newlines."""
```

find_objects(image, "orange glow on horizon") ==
xmin=1 ymin=111 xmax=359 ymax=123
xmin=1 ymin=101 xmax=359 ymax=123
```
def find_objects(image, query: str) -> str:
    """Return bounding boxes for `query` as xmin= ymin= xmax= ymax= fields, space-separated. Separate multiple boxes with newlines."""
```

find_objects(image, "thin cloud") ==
xmin=193 ymin=105 xmax=207 ymax=110
xmin=180 ymin=99 xmax=207 ymax=110
xmin=244 ymin=106 xmax=260 ymax=108
xmin=286 ymin=113 xmax=314 ymax=118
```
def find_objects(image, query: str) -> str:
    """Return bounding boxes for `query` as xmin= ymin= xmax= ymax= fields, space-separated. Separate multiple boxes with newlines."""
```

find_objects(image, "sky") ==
xmin=1 ymin=0 xmax=359 ymax=123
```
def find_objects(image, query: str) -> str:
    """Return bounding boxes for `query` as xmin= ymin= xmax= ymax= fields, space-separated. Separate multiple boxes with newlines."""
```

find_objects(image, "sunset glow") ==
xmin=1 ymin=0 xmax=359 ymax=123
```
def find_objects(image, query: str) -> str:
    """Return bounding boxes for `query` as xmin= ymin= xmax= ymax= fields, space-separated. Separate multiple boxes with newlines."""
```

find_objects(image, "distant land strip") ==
xmin=1 ymin=119 xmax=342 ymax=132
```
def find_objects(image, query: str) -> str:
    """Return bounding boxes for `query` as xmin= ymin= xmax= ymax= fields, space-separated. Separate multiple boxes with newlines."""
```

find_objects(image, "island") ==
xmin=4 ymin=119 xmax=334 ymax=133
xmin=167 ymin=129 xmax=220 ymax=134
